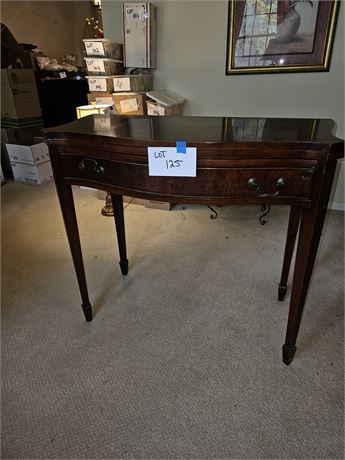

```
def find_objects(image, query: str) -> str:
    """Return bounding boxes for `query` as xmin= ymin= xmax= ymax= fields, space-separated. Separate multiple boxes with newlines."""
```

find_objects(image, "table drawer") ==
xmin=60 ymin=154 xmax=315 ymax=200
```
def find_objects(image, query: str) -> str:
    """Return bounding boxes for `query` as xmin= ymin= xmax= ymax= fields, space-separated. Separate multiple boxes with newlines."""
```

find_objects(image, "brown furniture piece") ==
xmin=44 ymin=115 xmax=344 ymax=365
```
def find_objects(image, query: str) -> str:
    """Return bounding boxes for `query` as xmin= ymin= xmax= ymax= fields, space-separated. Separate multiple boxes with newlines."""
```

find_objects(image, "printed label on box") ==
xmin=85 ymin=59 xmax=105 ymax=73
xmin=120 ymin=98 xmax=139 ymax=112
xmin=113 ymin=77 xmax=131 ymax=92
xmin=88 ymin=78 xmax=107 ymax=92
xmin=85 ymin=41 xmax=105 ymax=56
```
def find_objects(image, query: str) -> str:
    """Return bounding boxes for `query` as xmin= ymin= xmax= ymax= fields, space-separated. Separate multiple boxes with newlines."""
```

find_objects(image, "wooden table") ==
xmin=44 ymin=115 xmax=344 ymax=365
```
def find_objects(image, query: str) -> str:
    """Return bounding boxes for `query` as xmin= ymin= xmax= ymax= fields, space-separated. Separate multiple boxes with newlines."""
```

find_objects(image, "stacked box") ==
xmin=112 ymin=92 xmax=148 ymax=115
xmin=146 ymin=90 xmax=185 ymax=116
xmin=87 ymin=92 xmax=148 ymax=116
xmin=83 ymin=39 xmax=123 ymax=60
xmin=1 ymin=125 xmax=44 ymax=179
xmin=2 ymin=126 xmax=43 ymax=145
xmin=84 ymin=57 xmax=124 ymax=76
xmin=6 ymin=142 xmax=53 ymax=185
xmin=86 ymin=76 xmax=114 ymax=93
xmin=83 ymin=38 xmax=124 ymax=78
xmin=113 ymin=74 xmax=153 ymax=92
xmin=87 ymin=92 xmax=114 ymax=105
xmin=1 ymin=69 xmax=42 ymax=128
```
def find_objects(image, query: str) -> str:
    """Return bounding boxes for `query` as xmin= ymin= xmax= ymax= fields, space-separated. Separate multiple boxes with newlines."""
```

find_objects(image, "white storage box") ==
xmin=11 ymin=160 xmax=53 ymax=185
xmin=6 ymin=142 xmax=49 ymax=165
xmin=86 ymin=76 xmax=114 ymax=93
xmin=145 ymin=200 xmax=173 ymax=211
xmin=122 ymin=3 xmax=157 ymax=68
xmin=83 ymin=39 xmax=123 ymax=60
xmin=146 ymin=90 xmax=185 ymax=116
xmin=113 ymin=74 xmax=153 ymax=92
xmin=84 ymin=58 xmax=124 ymax=76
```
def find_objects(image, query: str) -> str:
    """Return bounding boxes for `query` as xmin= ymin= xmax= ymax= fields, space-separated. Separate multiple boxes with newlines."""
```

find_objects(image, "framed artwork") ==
xmin=226 ymin=0 xmax=340 ymax=74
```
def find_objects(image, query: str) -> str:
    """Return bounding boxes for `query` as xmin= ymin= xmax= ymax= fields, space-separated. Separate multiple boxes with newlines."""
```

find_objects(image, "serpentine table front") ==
xmin=44 ymin=115 xmax=344 ymax=365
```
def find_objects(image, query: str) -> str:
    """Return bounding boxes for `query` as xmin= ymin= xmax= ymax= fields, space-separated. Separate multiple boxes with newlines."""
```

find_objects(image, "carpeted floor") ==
xmin=1 ymin=181 xmax=344 ymax=459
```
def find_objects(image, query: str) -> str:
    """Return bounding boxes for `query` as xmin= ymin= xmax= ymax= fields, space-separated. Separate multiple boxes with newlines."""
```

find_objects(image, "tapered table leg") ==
xmin=278 ymin=206 xmax=302 ymax=301
xmin=283 ymin=161 xmax=337 ymax=365
xmin=56 ymin=183 xmax=92 ymax=321
xmin=111 ymin=194 xmax=128 ymax=275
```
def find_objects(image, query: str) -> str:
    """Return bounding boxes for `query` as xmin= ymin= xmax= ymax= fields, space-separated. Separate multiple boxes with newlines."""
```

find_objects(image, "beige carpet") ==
xmin=1 ymin=181 xmax=344 ymax=459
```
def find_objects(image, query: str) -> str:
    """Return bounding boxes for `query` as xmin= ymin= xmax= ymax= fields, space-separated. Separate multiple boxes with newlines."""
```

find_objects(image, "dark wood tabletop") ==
xmin=46 ymin=115 xmax=342 ymax=149
xmin=44 ymin=115 xmax=344 ymax=365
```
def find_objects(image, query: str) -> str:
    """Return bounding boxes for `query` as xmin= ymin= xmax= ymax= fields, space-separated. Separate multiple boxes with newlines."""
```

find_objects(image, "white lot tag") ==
xmin=95 ymin=97 xmax=113 ymax=105
xmin=126 ymin=6 xmax=144 ymax=21
xmin=120 ymin=98 xmax=138 ymax=112
xmin=85 ymin=41 xmax=105 ymax=56
xmin=85 ymin=58 xmax=105 ymax=73
xmin=147 ymin=104 xmax=165 ymax=116
xmin=148 ymin=147 xmax=196 ymax=177
xmin=113 ymin=77 xmax=131 ymax=91
xmin=88 ymin=78 xmax=107 ymax=92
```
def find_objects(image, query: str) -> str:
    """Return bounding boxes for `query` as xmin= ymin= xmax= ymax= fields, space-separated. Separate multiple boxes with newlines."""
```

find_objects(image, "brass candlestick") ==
xmin=101 ymin=192 xmax=114 ymax=216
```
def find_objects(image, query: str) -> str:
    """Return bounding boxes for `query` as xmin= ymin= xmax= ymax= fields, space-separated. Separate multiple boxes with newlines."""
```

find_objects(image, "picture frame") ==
xmin=226 ymin=0 xmax=340 ymax=74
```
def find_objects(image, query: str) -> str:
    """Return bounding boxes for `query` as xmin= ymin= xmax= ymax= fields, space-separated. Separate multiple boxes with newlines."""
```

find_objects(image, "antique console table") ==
xmin=44 ymin=115 xmax=344 ymax=365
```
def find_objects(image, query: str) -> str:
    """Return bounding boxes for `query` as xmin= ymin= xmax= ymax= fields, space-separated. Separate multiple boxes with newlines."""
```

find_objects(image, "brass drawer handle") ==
xmin=78 ymin=158 xmax=104 ymax=175
xmin=248 ymin=177 xmax=286 ymax=197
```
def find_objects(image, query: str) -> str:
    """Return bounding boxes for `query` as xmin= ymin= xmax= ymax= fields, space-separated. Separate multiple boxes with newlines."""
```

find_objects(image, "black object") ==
xmin=1 ymin=23 xmax=24 ymax=68
xmin=37 ymin=78 xmax=89 ymax=128
xmin=19 ymin=43 xmax=37 ymax=51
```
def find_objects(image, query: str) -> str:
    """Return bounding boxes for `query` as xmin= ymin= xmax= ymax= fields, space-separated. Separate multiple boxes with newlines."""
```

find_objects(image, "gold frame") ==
xmin=226 ymin=0 xmax=340 ymax=75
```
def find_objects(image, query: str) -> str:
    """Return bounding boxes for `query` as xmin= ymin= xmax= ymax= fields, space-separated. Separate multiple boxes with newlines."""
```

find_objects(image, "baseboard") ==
xmin=328 ymin=201 xmax=345 ymax=211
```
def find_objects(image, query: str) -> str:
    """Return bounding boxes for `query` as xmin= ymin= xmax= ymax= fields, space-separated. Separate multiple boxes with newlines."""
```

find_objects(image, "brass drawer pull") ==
xmin=78 ymin=158 xmax=104 ymax=175
xmin=248 ymin=177 xmax=286 ymax=197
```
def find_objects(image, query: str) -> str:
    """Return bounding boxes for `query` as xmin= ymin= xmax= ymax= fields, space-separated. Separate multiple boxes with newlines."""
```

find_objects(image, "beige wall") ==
xmin=102 ymin=0 xmax=344 ymax=208
xmin=1 ymin=1 xmax=93 ymax=66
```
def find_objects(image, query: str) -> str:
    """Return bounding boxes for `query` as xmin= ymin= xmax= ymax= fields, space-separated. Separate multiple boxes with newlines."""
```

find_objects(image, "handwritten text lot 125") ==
xmin=148 ymin=147 xmax=197 ymax=177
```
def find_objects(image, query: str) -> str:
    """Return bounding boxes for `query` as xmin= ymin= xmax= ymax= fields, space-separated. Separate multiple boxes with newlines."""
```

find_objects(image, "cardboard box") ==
xmin=86 ymin=76 xmax=114 ymax=93
xmin=84 ymin=57 xmax=124 ymax=76
xmin=113 ymin=74 xmax=153 ymax=93
xmin=6 ymin=142 xmax=49 ymax=165
xmin=22 ymin=51 xmax=47 ymax=71
xmin=2 ymin=126 xmax=43 ymax=145
xmin=87 ymin=92 xmax=114 ymax=105
xmin=1 ymin=128 xmax=9 ymax=143
xmin=145 ymin=200 xmax=173 ymax=211
xmin=1 ymin=128 xmax=43 ymax=179
xmin=87 ymin=92 xmax=148 ymax=115
xmin=83 ymin=39 xmax=123 ymax=60
xmin=11 ymin=160 xmax=53 ymax=185
xmin=123 ymin=3 xmax=157 ymax=68
xmin=1 ymin=69 xmax=42 ymax=127
xmin=112 ymin=92 xmax=148 ymax=115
